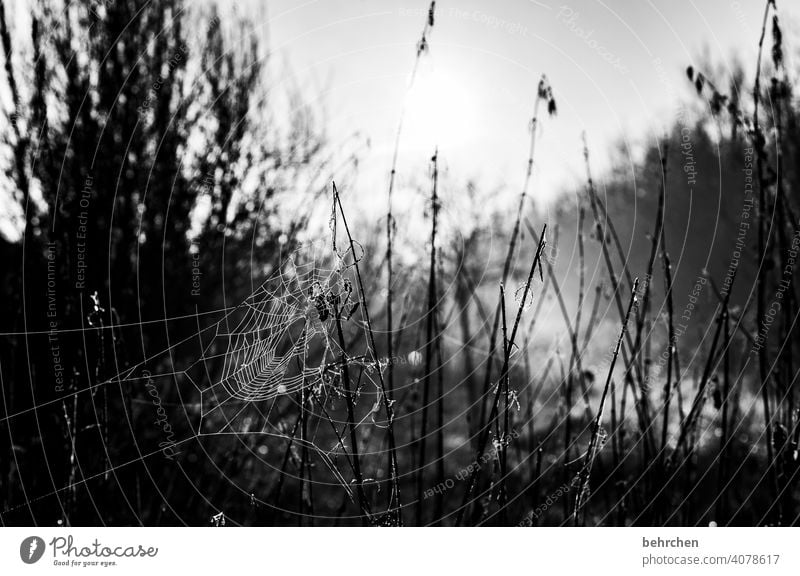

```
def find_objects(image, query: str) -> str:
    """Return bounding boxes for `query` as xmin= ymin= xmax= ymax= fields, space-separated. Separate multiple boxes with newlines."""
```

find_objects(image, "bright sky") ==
xmin=260 ymin=0 xmax=799 ymax=222
xmin=1 ymin=0 xmax=792 ymax=242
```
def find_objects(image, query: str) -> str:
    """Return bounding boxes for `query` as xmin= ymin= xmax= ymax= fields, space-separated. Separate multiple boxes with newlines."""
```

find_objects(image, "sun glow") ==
xmin=401 ymin=63 xmax=480 ymax=158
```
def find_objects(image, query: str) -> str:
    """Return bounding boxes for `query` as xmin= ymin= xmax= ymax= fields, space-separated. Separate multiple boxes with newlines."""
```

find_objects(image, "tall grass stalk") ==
xmin=716 ymin=308 xmax=732 ymax=523
xmin=456 ymin=225 xmax=547 ymax=525
xmin=417 ymin=150 xmax=440 ymax=525
xmin=386 ymin=1 xmax=436 ymax=424
xmin=478 ymin=77 xmax=556 ymax=437
xmin=333 ymin=306 xmax=370 ymax=525
xmin=582 ymin=137 xmax=653 ymax=452
xmin=573 ymin=278 xmax=639 ymax=526
xmin=498 ymin=283 xmax=510 ymax=523
xmin=524 ymin=221 xmax=593 ymax=423
xmin=332 ymin=182 xmax=402 ymax=524
xmin=752 ymin=0 xmax=780 ymax=521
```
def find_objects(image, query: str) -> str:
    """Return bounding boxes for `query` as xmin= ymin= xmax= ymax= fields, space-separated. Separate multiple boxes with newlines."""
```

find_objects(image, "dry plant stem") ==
xmin=573 ymin=278 xmax=640 ymax=527
xmin=332 ymin=182 xmax=401 ymax=523
xmin=270 ymin=406 xmax=303 ymax=514
xmin=583 ymin=138 xmax=653 ymax=453
xmin=454 ymin=261 xmax=482 ymax=439
xmin=497 ymin=234 xmax=547 ymax=522
xmin=610 ymin=379 xmax=620 ymax=473
xmin=660 ymin=247 xmax=676 ymax=463
xmin=563 ymin=366 xmax=573 ymax=519
xmin=386 ymin=221 xmax=394 ymax=398
xmin=434 ymin=308 xmax=446 ymax=524
xmin=518 ymin=227 xmax=560 ymax=368
xmin=584 ymin=155 xmax=653 ymax=448
xmin=708 ymin=277 xmax=759 ymax=349
xmin=752 ymin=0 xmax=780 ymax=521
xmin=523 ymin=333 xmax=536 ymax=494
xmin=334 ymin=311 xmax=370 ymax=525
xmin=575 ymin=205 xmax=586 ymax=350
xmin=456 ymin=226 xmax=547 ymax=526
xmin=533 ymin=446 xmax=544 ymax=518
xmin=716 ymin=309 xmax=731 ymax=523
xmin=633 ymin=148 xmax=668 ymax=378
xmin=478 ymin=84 xmax=548 ymax=436
xmin=769 ymin=45 xmax=800 ymax=516
xmin=63 ymin=399 xmax=78 ymax=524
xmin=522 ymin=246 xmax=554 ymax=342
xmin=298 ymin=383 xmax=309 ymax=522
xmin=416 ymin=150 xmax=440 ymax=526
xmin=771 ymin=85 xmax=794 ymax=430
xmin=634 ymin=148 xmax=665 ymax=494
xmin=301 ymin=397 xmax=315 ymax=524
xmin=610 ymin=378 xmax=625 ymax=527
xmin=656 ymin=148 xmax=681 ymax=449
xmin=525 ymin=220 xmax=593 ymax=424
xmin=385 ymin=3 xmax=435 ymax=428
xmin=671 ymin=295 xmax=732 ymax=460
xmin=498 ymin=283 xmax=510 ymax=523
xmin=667 ymin=258 xmax=686 ymax=426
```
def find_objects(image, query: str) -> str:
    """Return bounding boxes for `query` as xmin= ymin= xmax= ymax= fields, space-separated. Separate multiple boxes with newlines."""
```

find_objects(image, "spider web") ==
xmin=103 ymin=241 xmax=355 ymax=437
xmin=196 ymin=244 xmax=339 ymax=435
xmin=0 ymin=239 xmax=388 ymax=517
